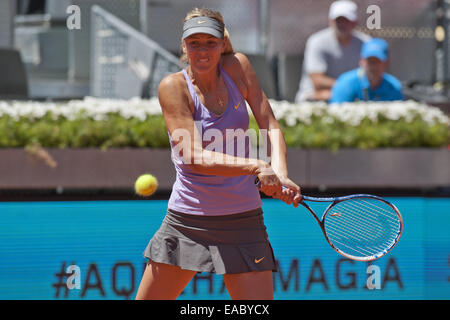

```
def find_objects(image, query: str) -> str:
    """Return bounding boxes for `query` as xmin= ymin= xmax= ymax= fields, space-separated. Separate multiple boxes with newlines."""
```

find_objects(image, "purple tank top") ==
xmin=167 ymin=65 xmax=262 ymax=215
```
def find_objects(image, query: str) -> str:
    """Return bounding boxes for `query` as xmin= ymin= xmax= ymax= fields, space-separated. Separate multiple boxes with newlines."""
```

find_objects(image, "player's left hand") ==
xmin=273 ymin=176 xmax=302 ymax=208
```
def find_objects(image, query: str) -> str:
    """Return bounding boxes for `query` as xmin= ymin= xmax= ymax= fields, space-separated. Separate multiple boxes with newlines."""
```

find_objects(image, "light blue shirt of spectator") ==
xmin=329 ymin=38 xmax=403 ymax=103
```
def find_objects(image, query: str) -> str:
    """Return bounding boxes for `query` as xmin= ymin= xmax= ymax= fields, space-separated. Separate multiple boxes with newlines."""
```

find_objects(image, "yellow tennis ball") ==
xmin=134 ymin=174 xmax=158 ymax=197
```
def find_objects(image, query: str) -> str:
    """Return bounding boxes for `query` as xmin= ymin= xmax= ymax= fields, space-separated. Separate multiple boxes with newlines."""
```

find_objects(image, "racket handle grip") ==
xmin=255 ymin=178 xmax=261 ymax=188
xmin=255 ymin=178 xmax=304 ymax=205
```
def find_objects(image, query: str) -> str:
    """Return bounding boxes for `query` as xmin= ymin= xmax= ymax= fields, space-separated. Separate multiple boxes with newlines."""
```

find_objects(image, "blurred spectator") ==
xmin=295 ymin=0 xmax=370 ymax=102
xmin=329 ymin=38 xmax=404 ymax=103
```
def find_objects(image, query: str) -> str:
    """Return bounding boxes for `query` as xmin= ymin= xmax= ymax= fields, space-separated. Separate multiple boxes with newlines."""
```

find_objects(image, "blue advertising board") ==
xmin=0 ymin=198 xmax=448 ymax=299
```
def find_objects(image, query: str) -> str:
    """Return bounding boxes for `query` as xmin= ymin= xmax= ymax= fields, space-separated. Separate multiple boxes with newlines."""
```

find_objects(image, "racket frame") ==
xmin=300 ymin=194 xmax=403 ymax=261
xmin=254 ymin=178 xmax=403 ymax=261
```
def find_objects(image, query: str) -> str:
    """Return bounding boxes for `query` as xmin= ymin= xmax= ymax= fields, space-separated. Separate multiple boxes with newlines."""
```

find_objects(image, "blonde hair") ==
xmin=180 ymin=7 xmax=234 ymax=64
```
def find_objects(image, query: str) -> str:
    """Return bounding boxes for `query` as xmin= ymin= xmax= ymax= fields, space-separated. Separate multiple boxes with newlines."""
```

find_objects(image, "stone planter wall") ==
xmin=0 ymin=148 xmax=448 ymax=195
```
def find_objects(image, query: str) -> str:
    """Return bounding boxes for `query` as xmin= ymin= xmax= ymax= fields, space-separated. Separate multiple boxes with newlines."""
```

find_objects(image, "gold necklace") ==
xmin=188 ymin=68 xmax=224 ymax=108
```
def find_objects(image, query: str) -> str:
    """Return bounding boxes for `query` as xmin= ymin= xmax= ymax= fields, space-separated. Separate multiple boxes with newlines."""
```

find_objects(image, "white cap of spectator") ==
xmin=328 ymin=0 xmax=358 ymax=22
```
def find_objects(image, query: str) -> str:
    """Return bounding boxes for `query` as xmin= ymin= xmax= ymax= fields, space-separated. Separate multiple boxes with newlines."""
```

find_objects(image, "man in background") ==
xmin=295 ymin=0 xmax=371 ymax=102
xmin=329 ymin=38 xmax=403 ymax=103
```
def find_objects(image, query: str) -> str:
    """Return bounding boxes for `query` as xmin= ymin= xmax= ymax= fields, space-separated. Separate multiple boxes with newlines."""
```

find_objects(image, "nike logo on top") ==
xmin=234 ymin=100 xmax=241 ymax=110
xmin=197 ymin=20 xmax=207 ymax=24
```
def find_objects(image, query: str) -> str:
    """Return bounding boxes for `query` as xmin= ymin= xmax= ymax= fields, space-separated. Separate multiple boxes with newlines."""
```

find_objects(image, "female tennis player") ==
xmin=136 ymin=7 xmax=301 ymax=300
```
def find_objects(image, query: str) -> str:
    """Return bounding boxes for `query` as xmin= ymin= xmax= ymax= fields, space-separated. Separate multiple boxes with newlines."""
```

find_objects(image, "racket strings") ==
xmin=326 ymin=224 xmax=394 ymax=257
xmin=328 ymin=203 xmax=400 ymax=246
xmin=328 ymin=237 xmax=377 ymax=257
xmin=330 ymin=198 xmax=401 ymax=234
xmin=333 ymin=204 xmax=384 ymax=235
xmin=335 ymin=201 xmax=400 ymax=237
xmin=340 ymin=197 xmax=399 ymax=227
xmin=326 ymin=226 xmax=392 ymax=258
xmin=326 ymin=221 xmax=385 ymax=244
xmin=324 ymin=197 xmax=401 ymax=259
xmin=325 ymin=226 xmax=384 ymax=257
xmin=326 ymin=213 xmax=383 ymax=242
xmin=359 ymin=198 xmax=401 ymax=224
xmin=325 ymin=222 xmax=390 ymax=256
xmin=327 ymin=202 xmax=395 ymax=241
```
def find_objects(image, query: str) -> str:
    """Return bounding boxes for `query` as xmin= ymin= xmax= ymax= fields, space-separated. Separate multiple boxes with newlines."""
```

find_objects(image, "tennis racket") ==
xmin=255 ymin=179 xmax=403 ymax=261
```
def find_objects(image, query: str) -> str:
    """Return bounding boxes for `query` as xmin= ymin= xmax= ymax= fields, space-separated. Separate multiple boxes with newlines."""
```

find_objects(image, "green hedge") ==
xmin=0 ymin=98 xmax=448 ymax=150
xmin=0 ymin=114 xmax=170 ymax=149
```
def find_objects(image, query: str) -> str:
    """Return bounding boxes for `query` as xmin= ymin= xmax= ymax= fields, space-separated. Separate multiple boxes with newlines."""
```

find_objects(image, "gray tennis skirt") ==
xmin=143 ymin=207 xmax=277 ymax=275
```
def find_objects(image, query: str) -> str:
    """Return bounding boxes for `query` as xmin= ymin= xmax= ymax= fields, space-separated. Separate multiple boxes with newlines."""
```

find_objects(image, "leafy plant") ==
xmin=0 ymin=98 xmax=448 ymax=150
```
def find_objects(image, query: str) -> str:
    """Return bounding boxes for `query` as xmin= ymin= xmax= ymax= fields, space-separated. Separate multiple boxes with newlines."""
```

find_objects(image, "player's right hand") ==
xmin=256 ymin=162 xmax=282 ymax=197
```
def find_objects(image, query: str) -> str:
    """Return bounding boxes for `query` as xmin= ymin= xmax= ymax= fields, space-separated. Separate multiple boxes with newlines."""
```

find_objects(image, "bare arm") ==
xmin=310 ymin=73 xmax=336 ymax=101
xmin=233 ymin=53 xmax=288 ymax=177
xmin=158 ymin=73 xmax=271 ymax=178
xmin=232 ymin=53 xmax=301 ymax=205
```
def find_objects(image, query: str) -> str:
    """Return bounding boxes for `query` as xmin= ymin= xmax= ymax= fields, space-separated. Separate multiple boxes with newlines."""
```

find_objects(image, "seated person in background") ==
xmin=329 ymin=38 xmax=404 ymax=103
xmin=295 ymin=0 xmax=371 ymax=102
